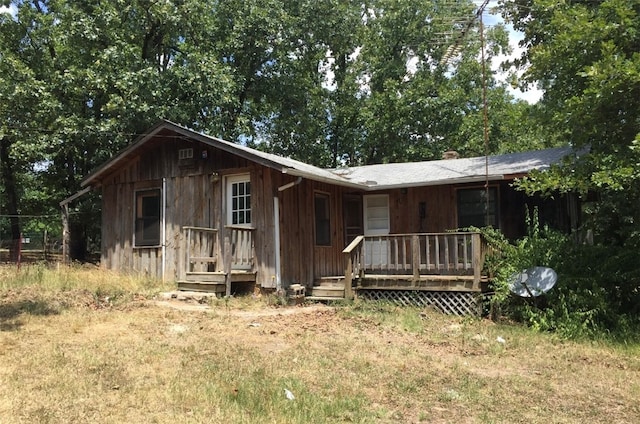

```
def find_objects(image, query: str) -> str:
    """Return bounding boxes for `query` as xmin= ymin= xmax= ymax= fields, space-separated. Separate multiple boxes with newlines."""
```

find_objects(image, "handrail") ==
xmin=183 ymin=226 xmax=218 ymax=232
xmin=342 ymin=236 xmax=365 ymax=300
xmin=342 ymin=231 xmax=487 ymax=292
xmin=184 ymin=226 xmax=219 ymax=278
xmin=342 ymin=235 xmax=364 ymax=254
xmin=224 ymin=225 xmax=256 ymax=231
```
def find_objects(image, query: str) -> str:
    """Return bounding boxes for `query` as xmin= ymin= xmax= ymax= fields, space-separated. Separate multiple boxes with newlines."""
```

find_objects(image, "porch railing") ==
xmin=183 ymin=225 xmax=255 ymax=277
xmin=225 ymin=225 xmax=255 ymax=269
xmin=343 ymin=232 xmax=486 ymax=298
xmin=184 ymin=226 xmax=218 ymax=273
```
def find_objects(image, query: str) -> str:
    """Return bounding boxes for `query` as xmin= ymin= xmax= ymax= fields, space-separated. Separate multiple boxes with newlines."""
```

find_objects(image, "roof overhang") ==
xmin=81 ymin=120 xmax=294 ymax=187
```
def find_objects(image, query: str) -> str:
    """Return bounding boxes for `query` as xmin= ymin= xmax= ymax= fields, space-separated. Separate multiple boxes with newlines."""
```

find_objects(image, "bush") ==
xmin=480 ymin=209 xmax=640 ymax=341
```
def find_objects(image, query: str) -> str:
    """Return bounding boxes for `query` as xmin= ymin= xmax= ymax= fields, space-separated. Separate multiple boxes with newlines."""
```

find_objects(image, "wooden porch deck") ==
xmin=309 ymin=232 xmax=488 ymax=307
xmin=178 ymin=226 xmax=256 ymax=296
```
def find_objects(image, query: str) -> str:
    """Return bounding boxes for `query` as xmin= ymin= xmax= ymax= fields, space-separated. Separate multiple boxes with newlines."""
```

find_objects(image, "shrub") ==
xmin=479 ymin=208 xmax=640 ymax=341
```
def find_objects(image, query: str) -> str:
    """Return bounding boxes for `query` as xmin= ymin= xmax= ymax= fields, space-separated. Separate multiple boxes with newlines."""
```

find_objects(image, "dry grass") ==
xmin=1 ymin=264 xmax=639 ymax=423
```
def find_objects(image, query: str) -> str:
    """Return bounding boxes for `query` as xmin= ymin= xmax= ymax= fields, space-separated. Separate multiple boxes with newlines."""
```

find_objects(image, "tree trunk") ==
xmin=0 ymin=139 xmax=21 ymax=261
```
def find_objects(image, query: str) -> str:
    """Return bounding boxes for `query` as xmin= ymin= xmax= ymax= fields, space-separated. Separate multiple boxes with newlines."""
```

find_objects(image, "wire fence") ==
xmin=0 ymin=216 xmax=63 ymax=264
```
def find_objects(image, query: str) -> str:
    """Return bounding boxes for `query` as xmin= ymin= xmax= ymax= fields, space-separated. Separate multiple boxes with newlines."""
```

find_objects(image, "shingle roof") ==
xmin=332 ymin=146 xmax=577 ymax=189
xmin=82 ymin=120 xmax=579 ymax=190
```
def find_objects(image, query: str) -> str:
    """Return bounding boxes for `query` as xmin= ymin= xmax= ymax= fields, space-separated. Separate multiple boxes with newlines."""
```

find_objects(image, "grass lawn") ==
xmin=1 ymin=264 xmax=639 ymax=423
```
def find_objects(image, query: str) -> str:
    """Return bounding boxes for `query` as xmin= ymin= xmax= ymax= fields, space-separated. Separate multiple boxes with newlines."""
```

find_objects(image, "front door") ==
xmin=363 ymin=194 xmax=390 ymax=267
xmin=226 ymin=174 xmax=252 ymax=270
xmin=343 ymin=194 xmax=363 ymax=244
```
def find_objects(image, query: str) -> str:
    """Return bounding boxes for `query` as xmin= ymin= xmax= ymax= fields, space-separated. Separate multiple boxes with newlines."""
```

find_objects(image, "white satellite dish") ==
xmin=509 ymin=266 xmax=557 ymax=297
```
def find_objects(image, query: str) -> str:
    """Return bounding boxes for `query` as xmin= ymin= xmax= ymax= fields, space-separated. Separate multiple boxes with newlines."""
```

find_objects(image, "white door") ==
xmin=363 ymin=194 xmax=390 ymax=268
xmin=226 ymin=174 xmax=252 ymax=270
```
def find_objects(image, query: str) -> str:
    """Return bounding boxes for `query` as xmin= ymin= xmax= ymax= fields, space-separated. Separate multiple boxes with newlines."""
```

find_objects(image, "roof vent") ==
xmin=179 ymin=148 xmax=194 ymax=160
xmin=442 ymin=150 xmax=459 ymax=160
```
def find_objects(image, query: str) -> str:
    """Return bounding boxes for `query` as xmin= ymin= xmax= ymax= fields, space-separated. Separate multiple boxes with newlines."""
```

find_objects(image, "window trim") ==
xmin=226 ymin=173 xmax=252 ymax=227
xmin=363 ymin=194 xmax=390 ymax=236
xmin=314 ymin=191 xmax=332 ymax=247
xmin=455 ymin=185 xmax=499 ymax=229
xmin=133 ymin=188 xmax=162 ymax=248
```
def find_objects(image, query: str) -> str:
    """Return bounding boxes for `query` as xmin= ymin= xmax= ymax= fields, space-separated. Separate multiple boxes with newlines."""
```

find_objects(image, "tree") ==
xmin=502 ymin=0 xmax=640 ymax=245
xmin=0 ymin=0 xmax=549 ymax=258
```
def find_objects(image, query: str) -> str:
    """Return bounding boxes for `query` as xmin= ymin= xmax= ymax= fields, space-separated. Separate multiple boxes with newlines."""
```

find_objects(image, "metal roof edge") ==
xmin=363 ymin=175 xmax=506 ymax=191
xmin=283 ymin=168 xmax=367 ymax=190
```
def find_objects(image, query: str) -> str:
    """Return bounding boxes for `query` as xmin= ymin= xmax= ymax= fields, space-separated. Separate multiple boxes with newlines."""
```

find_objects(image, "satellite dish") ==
xmin=509 ymin=266 xmax=557 ymax=297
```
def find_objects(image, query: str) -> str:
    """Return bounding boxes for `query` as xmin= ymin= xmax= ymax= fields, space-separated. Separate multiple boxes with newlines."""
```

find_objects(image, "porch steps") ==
xmin=308 ymin=276 xmax=346 ymax=300
xmin=177 ymin=281 xmax=226 ymax=294
xmin=177 ymin=271 xmax=257 ymax=294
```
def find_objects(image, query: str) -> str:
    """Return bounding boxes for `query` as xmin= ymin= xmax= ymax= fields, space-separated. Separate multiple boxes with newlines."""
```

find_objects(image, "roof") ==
xmin=82 ymin=120 xmax=579 ymax=190
xmin=81 ymin=120 xmax=362 ymax=189
xmin=334 ymin=146 xmax=577 ymax=189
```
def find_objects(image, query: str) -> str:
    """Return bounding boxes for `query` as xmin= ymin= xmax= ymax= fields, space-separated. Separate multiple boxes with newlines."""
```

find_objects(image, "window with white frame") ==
xmin=134 ymin=188 xmax=161 ymax=246
xmin=227 ymin=175 xmax=251 ymax=226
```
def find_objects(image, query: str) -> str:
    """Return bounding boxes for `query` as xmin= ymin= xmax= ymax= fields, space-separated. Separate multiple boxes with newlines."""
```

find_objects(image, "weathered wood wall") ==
xmin=98 ymin=129 xmax=279 ymax=285
xmin=97 ymin=127 xmax=573 ymax=288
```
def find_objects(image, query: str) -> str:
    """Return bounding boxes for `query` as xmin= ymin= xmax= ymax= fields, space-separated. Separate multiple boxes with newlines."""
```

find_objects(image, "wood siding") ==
xmin=99 ymin=131 xmax=278 ymax=286
xmin=97 ymin=128 xmax=572 ymax=288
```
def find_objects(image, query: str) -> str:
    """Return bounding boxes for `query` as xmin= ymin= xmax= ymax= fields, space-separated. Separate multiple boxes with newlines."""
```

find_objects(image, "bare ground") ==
xmin=0 ymin=289 xmax=639 ymax=423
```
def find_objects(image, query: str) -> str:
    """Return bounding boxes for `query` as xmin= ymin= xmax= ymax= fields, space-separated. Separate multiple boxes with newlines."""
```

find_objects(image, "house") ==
xmin=80 ymin=120 xmax=580 ymax=314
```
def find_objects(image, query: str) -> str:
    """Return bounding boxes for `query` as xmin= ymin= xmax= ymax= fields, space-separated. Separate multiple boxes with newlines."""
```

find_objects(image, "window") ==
xmin=178 ymin=148 xmax=194 ymax=160
xmin=227 ymin=175 xmax=251 ymax=226
xmin=314 ymin=193 xmax=331 ymax=246
xmin=457 ymin=187 xmax=498 ymax=228
xmin=135 ymin=189 xmax=161 ymax=246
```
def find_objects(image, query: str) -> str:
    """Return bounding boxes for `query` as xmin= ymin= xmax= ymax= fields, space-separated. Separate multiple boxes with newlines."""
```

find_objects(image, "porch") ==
xmin=177 ymin=226 xmax=257 ymax=295
xmin=309 ymin=232 xmax=488 ymax=314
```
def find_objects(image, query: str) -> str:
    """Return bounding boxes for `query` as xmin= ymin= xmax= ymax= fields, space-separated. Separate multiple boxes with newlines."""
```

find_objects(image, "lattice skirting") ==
xmin=357 ymin=289 xmax=481 ymax=316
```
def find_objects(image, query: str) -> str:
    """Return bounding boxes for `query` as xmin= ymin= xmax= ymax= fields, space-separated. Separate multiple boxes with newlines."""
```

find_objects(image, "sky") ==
xmin=478 ymin=1 xmax=543 ymax=103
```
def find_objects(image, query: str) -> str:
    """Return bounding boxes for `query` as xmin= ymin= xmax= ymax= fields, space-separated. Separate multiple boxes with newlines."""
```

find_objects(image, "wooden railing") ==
xmin=184 ymin=226 xmax=218 ymax=274
xmin=183 ymin=225 xmax=255 ymax=278
xmin=343 ymin=232 xmax=486 ymax=298
xmin=342 ymin=235 xmax=364 ymax=300
xmin=225 ymin=225 xmax=255 ymax=270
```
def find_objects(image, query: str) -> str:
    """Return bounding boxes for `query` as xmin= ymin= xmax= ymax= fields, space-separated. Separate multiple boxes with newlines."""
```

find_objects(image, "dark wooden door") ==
xmin=343 ymin=194 xmax=363 ymax=245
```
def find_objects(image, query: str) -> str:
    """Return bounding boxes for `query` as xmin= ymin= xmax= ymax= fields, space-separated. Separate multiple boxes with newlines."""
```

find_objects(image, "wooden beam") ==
xmin=224 ymin=229 xmax=232 ymax=297
xmin=61 ymin=203 xmax=70 ymax=265
xmin=472 ymin=233 xmax=482 ymax=291
xmin=411 ymin=235 xmax=420 ymax=285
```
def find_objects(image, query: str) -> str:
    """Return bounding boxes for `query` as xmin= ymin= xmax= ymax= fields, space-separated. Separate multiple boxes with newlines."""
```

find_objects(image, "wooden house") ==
xmin=81 ymin=120 xmax=580 ymax=314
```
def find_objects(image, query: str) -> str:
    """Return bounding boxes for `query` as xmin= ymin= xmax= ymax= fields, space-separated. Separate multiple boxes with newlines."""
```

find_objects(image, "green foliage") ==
xmin=503 ymin=0 xmax=640 ymax=245
xmin=480 ymin=209 xmax=640 ymax=341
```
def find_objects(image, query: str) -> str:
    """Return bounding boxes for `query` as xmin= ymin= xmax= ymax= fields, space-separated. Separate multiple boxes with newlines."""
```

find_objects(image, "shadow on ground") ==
xmin=0 ymin=299 xmax=60 ymax=331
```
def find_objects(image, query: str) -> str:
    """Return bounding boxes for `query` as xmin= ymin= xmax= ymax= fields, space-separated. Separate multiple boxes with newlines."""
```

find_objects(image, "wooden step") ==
xmin=177 ymin=281 xmax=226 ymax=293
xmin=306 ymin=296 xmax=346 ymax=301
xmin=185 ymin=272 xmax=226 ymax=283
xmin=311 ymin=285 xmax=345 ymax=298
xmin=184 ymin=271 xmax=257 ymax=283
xmin=315 ymin=276 xmax=346 ymax=285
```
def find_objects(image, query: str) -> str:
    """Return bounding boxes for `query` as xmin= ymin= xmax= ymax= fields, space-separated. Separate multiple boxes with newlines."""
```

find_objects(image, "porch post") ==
xmin=472 ymin=233 xmax=482 ymax=290
xmin=344 ymin=255 xmax=353 ymax=300
xmin=224 ymin=228 xmax=232 ymax=297
xmin=411 ymin=235 xmax=420 ymax=286
xmin=62 ymin=203 xmax=70 ymax=265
